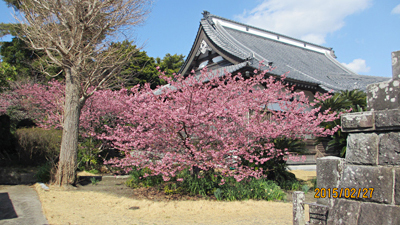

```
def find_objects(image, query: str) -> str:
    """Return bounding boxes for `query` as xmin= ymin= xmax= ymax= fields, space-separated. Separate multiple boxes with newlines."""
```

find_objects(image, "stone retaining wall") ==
xmin=293 ymin=50 xmax=400 ymax=225
xmin=0 ymin=168 xmax=37 ymax=184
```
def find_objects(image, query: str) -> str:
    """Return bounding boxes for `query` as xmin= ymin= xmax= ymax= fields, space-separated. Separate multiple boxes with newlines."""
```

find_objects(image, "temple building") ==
xmin=179 ymin=11 xmax=388 ymax=94
xmin=176 ymin=11 xmax=390 ymax=161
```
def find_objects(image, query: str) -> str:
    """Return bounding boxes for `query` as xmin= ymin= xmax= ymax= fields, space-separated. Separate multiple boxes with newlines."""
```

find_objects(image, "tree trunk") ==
xmin=55 ymin=67 xmax=83 ymax=186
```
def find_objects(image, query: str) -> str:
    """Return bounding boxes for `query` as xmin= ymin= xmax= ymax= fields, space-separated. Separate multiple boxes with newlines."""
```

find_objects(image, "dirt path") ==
xmin=35 ymin=170 xmax=316 ymax=225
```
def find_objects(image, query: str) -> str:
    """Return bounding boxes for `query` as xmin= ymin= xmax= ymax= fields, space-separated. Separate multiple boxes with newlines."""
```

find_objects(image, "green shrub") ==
xmin=34 ymin=162 xmax=52 ymax=183
xmin=77 ymin=136 xmax=102 ymax=171
xmin=238 ymin=137 xmax=307 ymax=189
xmin=314 ymin=89 xmax=367 ymax=157
xmin=310 ymin=177 xmax=317 ymax=189
xmin=279 ymin=179 xmax=301 ymax=190
xmin=217 ymin=177 xmax=285 ymax=201
xmin=178 ymin=168 xmax=220 ymax=196
xmin=90 ymin=177 xmax=99 ymax=185
xmin=77 ymin=135 xmax=123 ymax=173
xmin=15 ymin=127 xmax=62 ymax=166
xmin=88 ymin=169 xmax=99 ymax=174
xmin=302 ymin=184 xmax=310 ymax=194
xmin=164 ymin=182 xmax=184 ymax=195
xmin=176 ymin=168 xmax=285 ymax=201
xmin=125 ymin=166 xmax=286 ymax=201
xmin=126 ymin=167 xmax=163 ymax=188
xmin=213 ymin=188 xmax=222 ymax=200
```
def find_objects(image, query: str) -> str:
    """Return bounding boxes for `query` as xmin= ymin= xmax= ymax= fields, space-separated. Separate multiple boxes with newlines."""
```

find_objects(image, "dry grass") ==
xmin=35 ymin=170 xmax=316 ymax=225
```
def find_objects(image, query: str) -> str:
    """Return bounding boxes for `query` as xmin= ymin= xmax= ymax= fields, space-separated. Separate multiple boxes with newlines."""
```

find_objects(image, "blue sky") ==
xmin=0 ymin=0 xmax=399 ymax=78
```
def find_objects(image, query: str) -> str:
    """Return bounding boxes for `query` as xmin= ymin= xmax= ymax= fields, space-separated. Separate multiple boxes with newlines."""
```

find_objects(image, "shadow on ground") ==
xmin=77 ymin=176 xmax=103 ymax=186
xmin=0 ymin=192 xmax=18 ymax=220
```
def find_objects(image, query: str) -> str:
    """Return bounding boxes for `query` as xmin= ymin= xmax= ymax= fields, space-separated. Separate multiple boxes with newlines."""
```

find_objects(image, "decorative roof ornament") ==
xmin=248 ymin=52 xmax=255 ymax=59
xmin=196 ymin=40 xmax=212 ymax=56
xmin=202 ymin=10 xmax=210 ymax=18
xmin=246 ymin=52 xmax=255 ymax=64
xmin=330 ymin=49 xmax=337 ymax=59
xmin=202 ymin=10 xmax=215 ymax=27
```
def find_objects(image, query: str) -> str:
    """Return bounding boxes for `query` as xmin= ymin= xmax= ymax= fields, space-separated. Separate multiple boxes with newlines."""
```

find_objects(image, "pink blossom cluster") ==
xmin=1 ymin=67 xmax=340 ymax=182
xmin=99 ymin=68 xmax=339 ymax=182
xmin=12 ymin=80 xmax=66 ymax=129
xmin=1 ymin=81 xmax=127 ymax=137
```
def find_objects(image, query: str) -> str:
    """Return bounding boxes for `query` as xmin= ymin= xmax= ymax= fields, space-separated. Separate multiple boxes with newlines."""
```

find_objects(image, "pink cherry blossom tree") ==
xmin=4 ymin=80 xmax=127 ymax=137
xmin=2 ymin=66 xmax=340 ymax=183
xmin=100 ymin=67 xmax=340 ymax=182
xmin=11 ymin=80 xmax=65 ymax=129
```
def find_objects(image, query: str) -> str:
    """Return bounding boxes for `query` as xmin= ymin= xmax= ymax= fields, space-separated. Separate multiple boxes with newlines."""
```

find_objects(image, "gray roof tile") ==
xmin=187 ymin=12 xmax=390 ymax=92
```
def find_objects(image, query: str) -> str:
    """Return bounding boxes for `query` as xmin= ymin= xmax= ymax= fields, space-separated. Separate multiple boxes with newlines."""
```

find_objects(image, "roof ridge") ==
xmin=214 ymin=21 xmax=271 ymax=63
xmin=200 ymin=20 xmax=246 ymax=59
xmin=324 ymin=51 xmax=358 ymax=75
xmin=175 ymin=11 xmax=392 ymax=92
xmin=202 ymin=11 xmax=333 ymax=52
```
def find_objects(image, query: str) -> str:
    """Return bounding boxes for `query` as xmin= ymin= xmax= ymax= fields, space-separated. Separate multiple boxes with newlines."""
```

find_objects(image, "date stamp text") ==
xmin=314 ymin=188 xmax=374 ymax=199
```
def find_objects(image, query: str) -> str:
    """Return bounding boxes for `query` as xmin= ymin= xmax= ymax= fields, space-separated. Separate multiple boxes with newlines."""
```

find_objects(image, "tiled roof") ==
xmin=196 ymin=61 xmax=250 ymax=82
xmin=180 ymin=12 xmax=390 ymax=92
xmin=153 ymin=62 xmax=249 ymax=95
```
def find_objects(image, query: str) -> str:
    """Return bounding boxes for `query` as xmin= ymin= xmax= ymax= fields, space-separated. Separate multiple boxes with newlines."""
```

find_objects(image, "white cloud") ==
xmin=391 ymin=4 xmax=400 ymax=14
xmin=341 ymin=59 xmax=370 ymax=74
xmin=235 ymin=0 xmax=372 ymax=45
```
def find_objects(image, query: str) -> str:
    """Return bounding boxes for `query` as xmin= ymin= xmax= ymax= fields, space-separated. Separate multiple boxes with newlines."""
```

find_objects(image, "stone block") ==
xmin=379 ymin=132 xmax=400 ymax=165
xmin=340 ymin=165 xmax=393 ymax=204
xmin=346 ymin=133 xmax=378 ymax=165
xmin=367 ymin=79 xmax=400 ymax=111
xmin=358 ymin=202 xmax=400 ymax=225
xmin=326 ymin=199 xmax=361 ymax=225
xmin=396 ymin=168 xmax=400 ymax=206
xmin=341 ymin=111 xmax=374 ymax=132
xmin=0 ymin=168 xmax=37 ymax=185
xmin=0 ymin=170 xmax=20 ymax=185
xmin=316 ymin=157 xmax=344 ymax=205
xmin=375 ymin=109 xmax=400 ymax=129
xmin=19 ymin=173 xmax=37 ymax=184
xmin=292 ymin=191 xmax=305 ymax=225
xmin=308 ymin=203 xmax=329 ymax=225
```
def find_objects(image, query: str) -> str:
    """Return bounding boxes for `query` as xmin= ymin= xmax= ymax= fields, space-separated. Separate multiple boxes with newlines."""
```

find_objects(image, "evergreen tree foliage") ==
xmin=0 ymin=0 xmax=21 ymax=38
xmin=119 ymin=41 xmax=185 ymax=89
xmin=0 ymin=62 xmax=16 ymax=90
xmin=155 ymin=53 xmax=185 ymax=76
xmin=0 ymin=37 xmax=63 ymax=82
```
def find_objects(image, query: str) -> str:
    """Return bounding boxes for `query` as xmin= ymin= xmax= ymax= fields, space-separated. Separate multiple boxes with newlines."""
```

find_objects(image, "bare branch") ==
xmin=16 ymin=0 xmax=151 ymax=94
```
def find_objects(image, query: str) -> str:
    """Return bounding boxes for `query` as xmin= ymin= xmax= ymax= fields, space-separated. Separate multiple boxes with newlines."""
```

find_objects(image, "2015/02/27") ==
xmin=314 ymin=188 xmax=374 ymax=199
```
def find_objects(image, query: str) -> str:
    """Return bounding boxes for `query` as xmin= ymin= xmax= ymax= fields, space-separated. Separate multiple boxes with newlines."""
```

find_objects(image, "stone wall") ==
xmin=0 ymin=168 xmax=37 ymax=184
xmin=293 ymin=51 xmax=400 ymax=225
